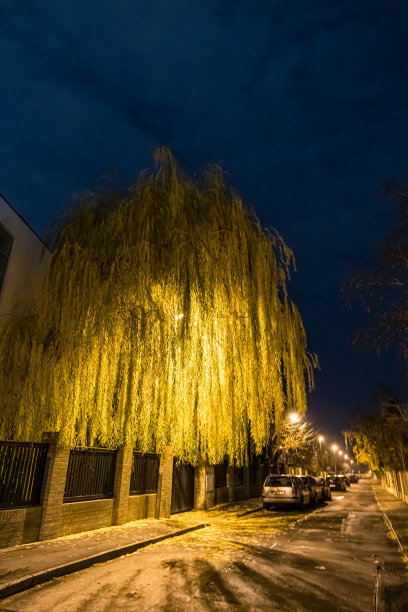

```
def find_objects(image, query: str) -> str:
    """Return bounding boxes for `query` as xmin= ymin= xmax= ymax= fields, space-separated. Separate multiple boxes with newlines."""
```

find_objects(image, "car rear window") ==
xmin=265 ymin=476 xmax=292 ymax=487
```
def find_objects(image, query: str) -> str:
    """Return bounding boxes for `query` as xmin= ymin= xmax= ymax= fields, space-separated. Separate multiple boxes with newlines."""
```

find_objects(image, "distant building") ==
xmin=0 ymin=193 xmax=52 ymax=322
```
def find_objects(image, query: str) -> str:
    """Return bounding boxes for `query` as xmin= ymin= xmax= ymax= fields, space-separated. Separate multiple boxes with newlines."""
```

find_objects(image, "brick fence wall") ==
xmin=0 ymin=436 xmax=268 ymax=549
xmin=0 ymin=434 xmax=169 ymax=549
xmin=0 ymin=506 xmax=42 ymax=549
xmin=61 ymin=499 xmax=114 ymax=536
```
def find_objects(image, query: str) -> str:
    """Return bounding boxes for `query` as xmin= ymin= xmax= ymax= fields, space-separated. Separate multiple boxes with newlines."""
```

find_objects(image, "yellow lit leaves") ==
xmin=0 ymin=150 xmax=315 ymax=464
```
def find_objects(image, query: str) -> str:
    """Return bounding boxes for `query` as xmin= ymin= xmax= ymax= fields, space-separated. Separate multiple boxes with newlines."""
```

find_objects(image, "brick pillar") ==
xmin=112 ymin=446 xmax=133 ymax=525
xmin=227 ymin=465 xmax=235 ymax=502
xmin=39 ymin=432 xmax=70 ymax=541
xmin=204 ymin=465 xmax=215 ymax=509
xmin=157 ymin=447 xmax=173 ymax=518
xmin=194 ymin=462 xmax=207 ymax=510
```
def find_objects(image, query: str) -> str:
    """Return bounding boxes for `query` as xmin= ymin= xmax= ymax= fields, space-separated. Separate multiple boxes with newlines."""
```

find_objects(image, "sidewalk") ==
xmin=0 ymin=497 xmax=261 ymax=600
xmin=373 ymin=483 xmax=408 ymax=561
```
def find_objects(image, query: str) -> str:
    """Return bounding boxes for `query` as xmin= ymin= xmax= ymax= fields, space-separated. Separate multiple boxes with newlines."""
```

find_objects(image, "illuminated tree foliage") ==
xmin=0 ymin=149 xmax=315 ymax=465
xmin=270 ymin=416 xmax=317 ymax=474
xmin=276 ymin=418 xmax=317 ymax=454
xmin=345 ymin=392 xmax=408 ymax=471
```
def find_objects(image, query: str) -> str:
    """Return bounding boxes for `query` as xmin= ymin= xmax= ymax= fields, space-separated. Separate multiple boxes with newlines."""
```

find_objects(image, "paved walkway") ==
xmin=2 ymin=481 xmax=407 ymax=611
xmin=0 ymin=498 xmax=261 ymax=599
xmin=373 ymin=483 xmax=408 ymax=560
xmin=1 ymin=484 xmax=408 ymax=603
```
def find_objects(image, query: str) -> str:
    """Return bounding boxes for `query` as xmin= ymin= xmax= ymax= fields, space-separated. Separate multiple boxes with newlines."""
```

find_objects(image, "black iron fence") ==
xmin=234 ymin=465 xmax=244 ymax=487
xmin=214 ymin=459 xmax=228 ymax=488
xmin=64 ymin=448 xmax=117 ymax=502
xmin=130 ymin=452 xmax=160 ymax=495
xmin=249 ymin=461 xmax=257 ymax=485
xmin=0 ymin=441 xmax=49 ymax=508
xmin=171 ymin=459 xmax=195 ymax=513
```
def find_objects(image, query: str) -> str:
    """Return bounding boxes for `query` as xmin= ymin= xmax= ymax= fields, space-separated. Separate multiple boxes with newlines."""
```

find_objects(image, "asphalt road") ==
xmin=2 ymin=481 xmax=408 ymax=611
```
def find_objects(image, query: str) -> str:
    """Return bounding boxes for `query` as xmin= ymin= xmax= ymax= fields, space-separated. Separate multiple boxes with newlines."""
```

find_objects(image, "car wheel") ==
xmin=299 ymin=495 xmax=304 ymax=509
xmin=263 ymin=503 xmax=271 ymax=511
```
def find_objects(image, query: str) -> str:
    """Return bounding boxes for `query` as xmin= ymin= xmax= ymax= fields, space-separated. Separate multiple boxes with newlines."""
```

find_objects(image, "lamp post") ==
xmin=331 ymin=444 xmax=337 ymax=473
xmin=318 ymin=435 xmax=324 ymax=474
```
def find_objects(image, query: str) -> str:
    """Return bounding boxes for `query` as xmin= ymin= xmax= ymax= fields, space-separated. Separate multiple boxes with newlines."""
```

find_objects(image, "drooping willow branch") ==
xmin=0 ymin=149 xmax=316 ymax=465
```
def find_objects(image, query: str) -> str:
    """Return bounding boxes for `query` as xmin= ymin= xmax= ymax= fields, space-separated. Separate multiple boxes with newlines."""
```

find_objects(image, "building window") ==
xmin=0 ymin=225 xmax=13 ymax=293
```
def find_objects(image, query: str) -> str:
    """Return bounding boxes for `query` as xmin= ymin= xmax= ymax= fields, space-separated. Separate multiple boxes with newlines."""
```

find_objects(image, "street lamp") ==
xmin=331 ymin=444 xmax=337 ymax=473
xmin=289 ymin=412 xmax=300 ymax=423
xmin=317 ymin=435 xmax=324 ymax=475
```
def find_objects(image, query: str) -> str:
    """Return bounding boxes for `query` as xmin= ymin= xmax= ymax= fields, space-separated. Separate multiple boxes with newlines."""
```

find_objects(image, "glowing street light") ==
xmin=331 ymin=444 xmax=338 ymax=473
xmin=344 ymin=454 xmax=348 ymax=460
xmin=318 ymin=435 xmax=324 ymax=451
xmin=289 ymin=412 xmax=300 ymax=423
xmin=339 ymin=450 xmax=343 ymax=457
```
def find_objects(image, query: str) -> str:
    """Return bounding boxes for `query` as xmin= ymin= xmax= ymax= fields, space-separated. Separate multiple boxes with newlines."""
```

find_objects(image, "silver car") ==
xmin=262 ymin=474 xmax=311 ymax=510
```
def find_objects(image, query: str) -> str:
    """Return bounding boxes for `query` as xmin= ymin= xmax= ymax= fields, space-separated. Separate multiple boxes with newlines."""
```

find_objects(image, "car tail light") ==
xmin=292 ymin=486 xmax=296 ymax=496
xmin=262 ymin=486 xmax=265 ymax=495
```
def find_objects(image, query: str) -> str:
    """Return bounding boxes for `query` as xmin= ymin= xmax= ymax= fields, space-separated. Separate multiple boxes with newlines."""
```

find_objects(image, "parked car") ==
xmin=315 ymin=476 xmax=332 ymax=501
xmin=300 ymin=476 xmax=324 ymax=505
xmin=327 ymin=475 xmax=347 ymax=491
xmin=349 ymin=473 xmax=359 ymax=484
xmin=262 ymin=475 xmax=310 ymax=509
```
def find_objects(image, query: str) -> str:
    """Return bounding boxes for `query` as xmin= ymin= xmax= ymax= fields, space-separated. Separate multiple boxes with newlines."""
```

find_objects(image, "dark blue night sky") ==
xmin=1 ymin=1 xmax=408 ymax=443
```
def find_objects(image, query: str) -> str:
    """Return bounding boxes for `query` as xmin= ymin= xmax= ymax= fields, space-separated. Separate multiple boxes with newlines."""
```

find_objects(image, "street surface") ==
xmin=2 ymin=480 xmax=408 ymax=611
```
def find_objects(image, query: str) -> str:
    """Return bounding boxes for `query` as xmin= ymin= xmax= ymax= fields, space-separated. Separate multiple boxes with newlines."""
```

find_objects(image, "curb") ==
xmin=372 ymin=486 xmax=408 ymax=564
xmin=0 ymin=523 xmax=208 ymax=601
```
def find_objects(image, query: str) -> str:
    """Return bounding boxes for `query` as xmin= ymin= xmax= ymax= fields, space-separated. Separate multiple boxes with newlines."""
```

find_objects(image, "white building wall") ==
xmin=0 ymin=194 xmax=52 ymax=321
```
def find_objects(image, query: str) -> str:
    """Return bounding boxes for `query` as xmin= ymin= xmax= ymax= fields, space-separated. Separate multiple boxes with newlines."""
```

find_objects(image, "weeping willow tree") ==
xmin=0 ymin=149 xmax=315 ymax=465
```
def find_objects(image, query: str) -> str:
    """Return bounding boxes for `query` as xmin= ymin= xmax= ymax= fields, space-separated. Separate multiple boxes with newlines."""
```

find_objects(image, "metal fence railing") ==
xmin=0 ymin=441 xmax=49 ymax=508
xmin=214 ymin=459 xmax=228 ymax=488
xmin=64 ymin=448 xmax=117 ymax=502
xmin=249 ymin=461 xmax=257 ymax=485
xmin=234 ymin=465 xmax=244 ymax=487
xmin=130 ymin=452 xmax=160 ymax=495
